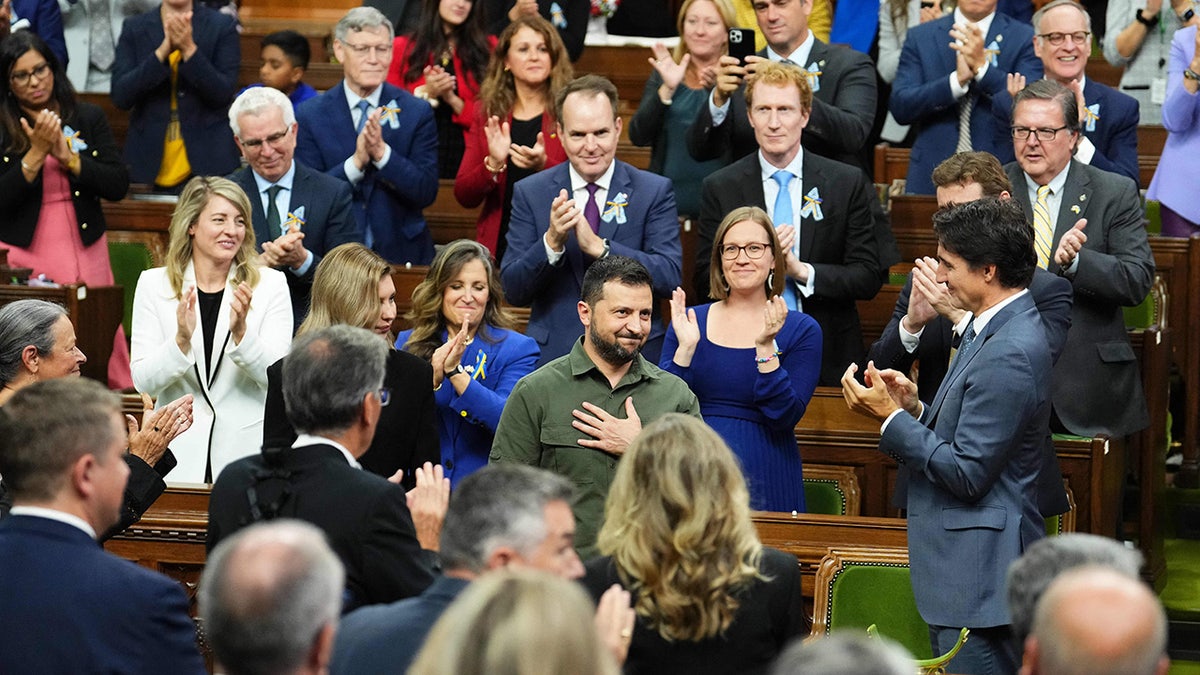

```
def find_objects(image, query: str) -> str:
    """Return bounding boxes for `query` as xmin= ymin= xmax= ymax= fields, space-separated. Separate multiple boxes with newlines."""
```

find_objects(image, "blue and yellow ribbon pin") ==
xmin=284 ymin=206 xmax=306 ymax=233
xmin=799 ymin=187 xmax=823 ymax=221
xmin=1083 ymin=103 xmax=1100 ymax=132
xmin=62 ymin=125 xmax=88 ymax=152
xmin=985 ymin=39 xmax=1001 ymax=67
xmin=805 ymin=62 xmax=823 ymax=92
xmin=602 ymin=192 xmax=628 ymax=224
xmin=379 ymin=100 xmax=402 ymax=129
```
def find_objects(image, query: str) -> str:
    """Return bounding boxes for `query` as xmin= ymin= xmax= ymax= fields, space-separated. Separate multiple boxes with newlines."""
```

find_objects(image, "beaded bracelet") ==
xmin=754 ymin=350 xmax=782 ymax=364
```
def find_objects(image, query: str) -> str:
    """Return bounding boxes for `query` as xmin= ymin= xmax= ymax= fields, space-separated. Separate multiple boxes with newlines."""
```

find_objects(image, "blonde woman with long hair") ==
xmin=262 ymin=243 xmax=438 ymax=489
xmin=582 ymin=413 xmax=805 ymax=674
xmin=131 ymin=176 xmax=292 ymax=483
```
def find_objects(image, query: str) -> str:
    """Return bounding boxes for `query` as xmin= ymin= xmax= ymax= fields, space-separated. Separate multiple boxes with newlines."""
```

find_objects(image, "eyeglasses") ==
xmin=10 ymin=62 xmax=50 ymax=86
xmin=377 ymin=388 xmax=391 ymax=407
xmin=240 ymin=127 xmax=291 ymax=150
xmin=1037 ymin=31 xmax=1090 ymax=46
xmin=1011 ymin=125 xmax=1070 ymax=141
xmin=341 ymin=41 xmax=393 ymax=58
xmin=721 ymin=243 xmax=771 ymax=260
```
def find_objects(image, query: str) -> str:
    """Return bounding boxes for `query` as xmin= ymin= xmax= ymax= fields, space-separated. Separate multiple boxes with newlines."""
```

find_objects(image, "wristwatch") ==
xmin=1180 ymin=7 xmax=1196 ymax=22
xmin=600 ymin=238 xmax=611 ymax=259
xmin=1136 ymin=8 xmax=1160 ymax=26
xmin=446 ymin=363 xmax=467 ymax=378
xmin=1185 ymin=68 xmax=1200 ymax=81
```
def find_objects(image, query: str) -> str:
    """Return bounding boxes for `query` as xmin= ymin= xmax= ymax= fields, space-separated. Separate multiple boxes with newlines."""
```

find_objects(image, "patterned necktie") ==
xmin=956 ymin=90 xmax=976 ymax=153
xmin=1033 ymin=184 xmax=1054 ymax=269
xmin=89 ymin=0 xmax=116 ymax=72
xmin=771 ymin=170 xmax=800 ymax=311
xmin=354 ymin=99 xmax=371 ymax=134
xmin=584 ymin=183 xmax=601 ymax=234
xmin=266 ymin=185 xmax=283 ymax=241
xmin=950 ymin=319 xmax=978 ymax=374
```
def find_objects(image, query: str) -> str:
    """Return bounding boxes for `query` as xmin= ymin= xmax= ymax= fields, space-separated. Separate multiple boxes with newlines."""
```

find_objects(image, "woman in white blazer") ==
xmin=131 ymin=176 xmax=292 ymax=483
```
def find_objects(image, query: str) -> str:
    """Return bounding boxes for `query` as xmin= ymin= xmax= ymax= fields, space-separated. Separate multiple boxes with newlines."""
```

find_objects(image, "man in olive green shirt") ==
xmin=490 ymin=256 xmax=701 ymax=557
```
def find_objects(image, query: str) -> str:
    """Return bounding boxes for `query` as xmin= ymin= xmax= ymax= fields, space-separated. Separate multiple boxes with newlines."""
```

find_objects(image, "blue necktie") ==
xmin=354 ymin=99 xmax=371 ymax=134
xmin=771 ymin=170 xmax=799 ymax=310
xmin=950 ymin=319 xmax=978 ymax=375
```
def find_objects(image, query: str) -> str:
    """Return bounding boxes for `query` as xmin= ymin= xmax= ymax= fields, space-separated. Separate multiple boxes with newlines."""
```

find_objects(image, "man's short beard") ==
xmin=589 ymin=328 xmax=640 ymax=366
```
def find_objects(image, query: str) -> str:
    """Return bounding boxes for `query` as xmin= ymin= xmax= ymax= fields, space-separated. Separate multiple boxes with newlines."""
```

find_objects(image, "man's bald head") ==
xmin=1022 ymin=566 xmax=1169 ymax=675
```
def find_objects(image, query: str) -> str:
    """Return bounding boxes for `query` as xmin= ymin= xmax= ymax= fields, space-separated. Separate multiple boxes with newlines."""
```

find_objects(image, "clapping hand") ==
xmin=430 ymin=320 xmax=469 ymax=389
xmin=756 ymin=295 xmax=788 ymax=347
xmin=228 ymin=282 xmax=253 ymax=344
xmin=127 ymin=393 xmax=194 ymax=468
xmin=1054 ymin=218 xmax=1087 ymax=267
xmin=668 ymin=287 xmax=700 ymax=367
xmin=175 ymin=284 xmax=197 ymax=354
xmin=1006 ymin=72 xmax=1026 ymax=98
xmin=20 ymin=108 xmax=61 ymax=158
xmin=648 ymin=41 xmax=689 ymax=94
xmin=510 ymin=132 xmax=547 ymax=170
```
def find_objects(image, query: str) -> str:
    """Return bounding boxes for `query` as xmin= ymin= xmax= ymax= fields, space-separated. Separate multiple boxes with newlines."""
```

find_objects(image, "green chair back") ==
xmin=825 ymin=562 xmax=933 ymax=659
xmin=804 ymin=479 xmax=848 ymax=516
xmin=108 ymin=240 xmax=155 ymax=335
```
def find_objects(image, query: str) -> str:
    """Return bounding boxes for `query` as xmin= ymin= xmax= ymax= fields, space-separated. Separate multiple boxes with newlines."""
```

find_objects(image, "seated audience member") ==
xmin=330 ymin=464 xmax=589 ymax=675
xmin=663 ymin=207 xmax=821 ymax=512
xmin=1020 ymin=566 xmax=1170 ymax=675
xmin=264 ymin=243 xmax=439 ymax=489
xmin=0 ymin=299 xmax=192 ymax=537
xmin=0 ymin=378 xmax=205 ymax=673
xmin=454 ymin=15 xmax=571 ymax=263
xmin=629 ymin=0 xmax=733 ymax=217
xmin=481 ymin=0 xmax=589 ymax=62
xmin=1006 ymin=533 xmax=1144 ymax=647
xmin=387 ymin=0 xmax=495 ymax=178
xmin=583 ymin=413 xmax=806 ymax=673
xmin=295 ymin=7 xmax=438 ymax=266
xmin=111 ymin=0 xmax=240 ymax=190
xmin=500 ymin=75 xmax=681 ymax=367
xmin=410 ymin=569 xmax=626 ymax=675
xmin=200 ymin=520 xmax=345 ymax=675
xmin=1103 ymin=0 xmax=1191 ymax=123
xmin=698 ymin=62 xmax=887 ymax=387
xmin=209 ymin=325 xmax=441 ymax=611
xmin=771 ymin=632 xmax=914 ymax=675
xmin=227 ymin=87 xmax=361 ymax=330
xmin=131 ymin=176 xmax=293 ymax=483
xmin=397 ymin=240 xmax=538 ymax=486
xmin=0 ymin=31 xmax=134 ymax=388
xmin=61 ymin=0 xmax=156 ymax=92
xmin=11 ymin=0 xmax=66 ymax=67
xmin=1146 ymin=24 xmax=1200 ymax=236
xmin=245 ymin=30 xmax=318 ymax=106
xmin=490 ymin=256 xmax=701 ymax=558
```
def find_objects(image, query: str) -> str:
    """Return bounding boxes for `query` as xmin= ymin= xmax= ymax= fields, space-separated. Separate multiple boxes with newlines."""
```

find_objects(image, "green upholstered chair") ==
xmin=107 ymin=236 xmax=158 ymax=336
xmin=802 ymin=465 xmax=862 ymax=516
xmin=1044 ymin=482 xmax=1077 ymax=536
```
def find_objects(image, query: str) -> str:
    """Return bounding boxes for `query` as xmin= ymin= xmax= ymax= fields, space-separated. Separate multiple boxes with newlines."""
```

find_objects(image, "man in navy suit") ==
xmin=892 ymin=0 xmax=1042 ymax=194
xmin=687 ymin=0 xmax=877 ymax=173
xmin=500 ymin=75 xmax=681 ymax=367
xmin=294 ymin=7 xmax=437 ymax=265
xmin=228 ymin=87 xmax=361 ymax=330
xmin=0 ymin=378 xmax=205 ymax=674
xmin=844 ymin=197 xmax=1050 ymax=674
xmin=111 ymin=0 xmax=240 ymax=188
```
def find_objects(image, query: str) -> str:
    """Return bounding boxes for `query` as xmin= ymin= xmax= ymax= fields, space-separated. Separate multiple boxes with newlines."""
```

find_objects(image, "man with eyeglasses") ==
xmin=1005 ymin=78 xmax=1154 ymax=442
xmin=294 ymin=6 xmax=438 ymax=266
xmin=1000 ymin=0 xmax=1139 ymax=184
xmin=891 ymin=0 xmax=1042 ymax=194
xmin=228 ymin=87 xmax=361 ymax=331
xmin=208 ymin=325 xmax=445 ymax=612
xmin=697 ymin=62 xmax=884 ymax=387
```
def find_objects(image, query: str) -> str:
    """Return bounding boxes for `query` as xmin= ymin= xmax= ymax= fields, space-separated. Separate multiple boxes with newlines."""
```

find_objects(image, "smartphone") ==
xmin=728 ymin=27 xmax=756 ymax=65
xmin=920 ymin=1 xmax=934 ymax=7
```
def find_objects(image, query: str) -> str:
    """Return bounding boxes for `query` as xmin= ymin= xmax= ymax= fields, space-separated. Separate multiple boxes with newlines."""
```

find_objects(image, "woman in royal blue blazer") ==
xmin=397 ymin=239 xmax=538 ymax=486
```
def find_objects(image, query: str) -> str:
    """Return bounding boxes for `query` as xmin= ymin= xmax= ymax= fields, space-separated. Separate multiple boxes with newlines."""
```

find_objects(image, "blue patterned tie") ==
xmin=950 ymin=319 xmax=978 ymax=375
xmin=354 ymin=99 xmax=371 ymax=134
xmin=771 ymin=170 xmax=799 ymax=310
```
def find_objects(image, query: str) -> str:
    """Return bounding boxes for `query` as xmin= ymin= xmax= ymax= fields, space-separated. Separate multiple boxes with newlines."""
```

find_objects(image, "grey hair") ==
xmin=0 ymin=299 xmax=67 ymax=386
xmin=1032 ymin=0 xmax=1092 ymax=36
xmin=282 ymin=325 xmax=387 ymax=435
xmin=200 ymin=519 xmax=345 ymax=675
xmin=770 ymin=632 xmax=914 ymax=675
xmin=439 ymin=465 xmax=575 ymax=574
xmin=334 ymin=6 xmax=394 ymax=44
xmin=228 ymin=86 xmax=297 ymax=139
xmin=1013 ymin=78 xmax=1081 ymax=135
xmin=1006 ymin=533 xmax=1143 ymax=644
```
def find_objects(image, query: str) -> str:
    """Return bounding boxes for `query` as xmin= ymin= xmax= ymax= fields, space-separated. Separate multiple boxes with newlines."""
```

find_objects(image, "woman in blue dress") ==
xmin=398 ymin=239 xmax=539 ymax=486
xmin=661 ymin=206 xmax=822 ymax=512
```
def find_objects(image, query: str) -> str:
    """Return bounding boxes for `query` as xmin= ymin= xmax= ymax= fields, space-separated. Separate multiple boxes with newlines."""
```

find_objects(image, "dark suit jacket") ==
xmin=111 ymin=3 xmax=240 ymax=184
xmin=262 ymin=351 xmax=440 ymax=491
xmin=294 ymin=81 xmax=438 ymax=265
xmin=698 ymin=151 xmax=884 ymax=386
xmin=582 ymin=548 xmax=806 ymax=675
xmin=882 ymin=292 xmax=1049 ymax=628
xmin=687 ymin=40 xmax=877 ymax=173
xmin=500 ymin=160 xmax=682 ymax=367
xmin=482 ymin=0 xmax=590 ymax=62
xmin=1005 ymin=160 xmax=1153 ymax=437
xmin=0 ymin=101 xmax=129 ymax=248
xmin=0 ymin=515 xmax=205 ymax=673
xmin=330 ymin=575 xmax=470 ymax=675
xmin=868 ymin=268 xmax=1073 ymax=515
xmin=229 ymin=162 xmax=361 ymax=328
xmin=207 ymin=442 xmax=437 ymax=610
xmin=892 ymin=13 xmax=1041 ymax=194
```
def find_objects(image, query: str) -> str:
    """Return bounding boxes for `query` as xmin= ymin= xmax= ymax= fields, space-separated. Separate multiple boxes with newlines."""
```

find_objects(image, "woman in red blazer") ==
xmin=454 ymin=15 xmax=573 ymax=263
xmin=388 ymin=0 xmax=496 ymax=178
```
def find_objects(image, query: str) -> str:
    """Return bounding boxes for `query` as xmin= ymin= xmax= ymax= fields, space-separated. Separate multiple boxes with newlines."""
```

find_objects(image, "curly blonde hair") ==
xmin=297 ymin=243 xmax=392 ymax=340
xmin=597 ymin=413 xmax=766 ymax=642
xmin=165 ymin=176 xmax=260 ymax=299
xmin=478 ymin=15 xmax=574 ymax=120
